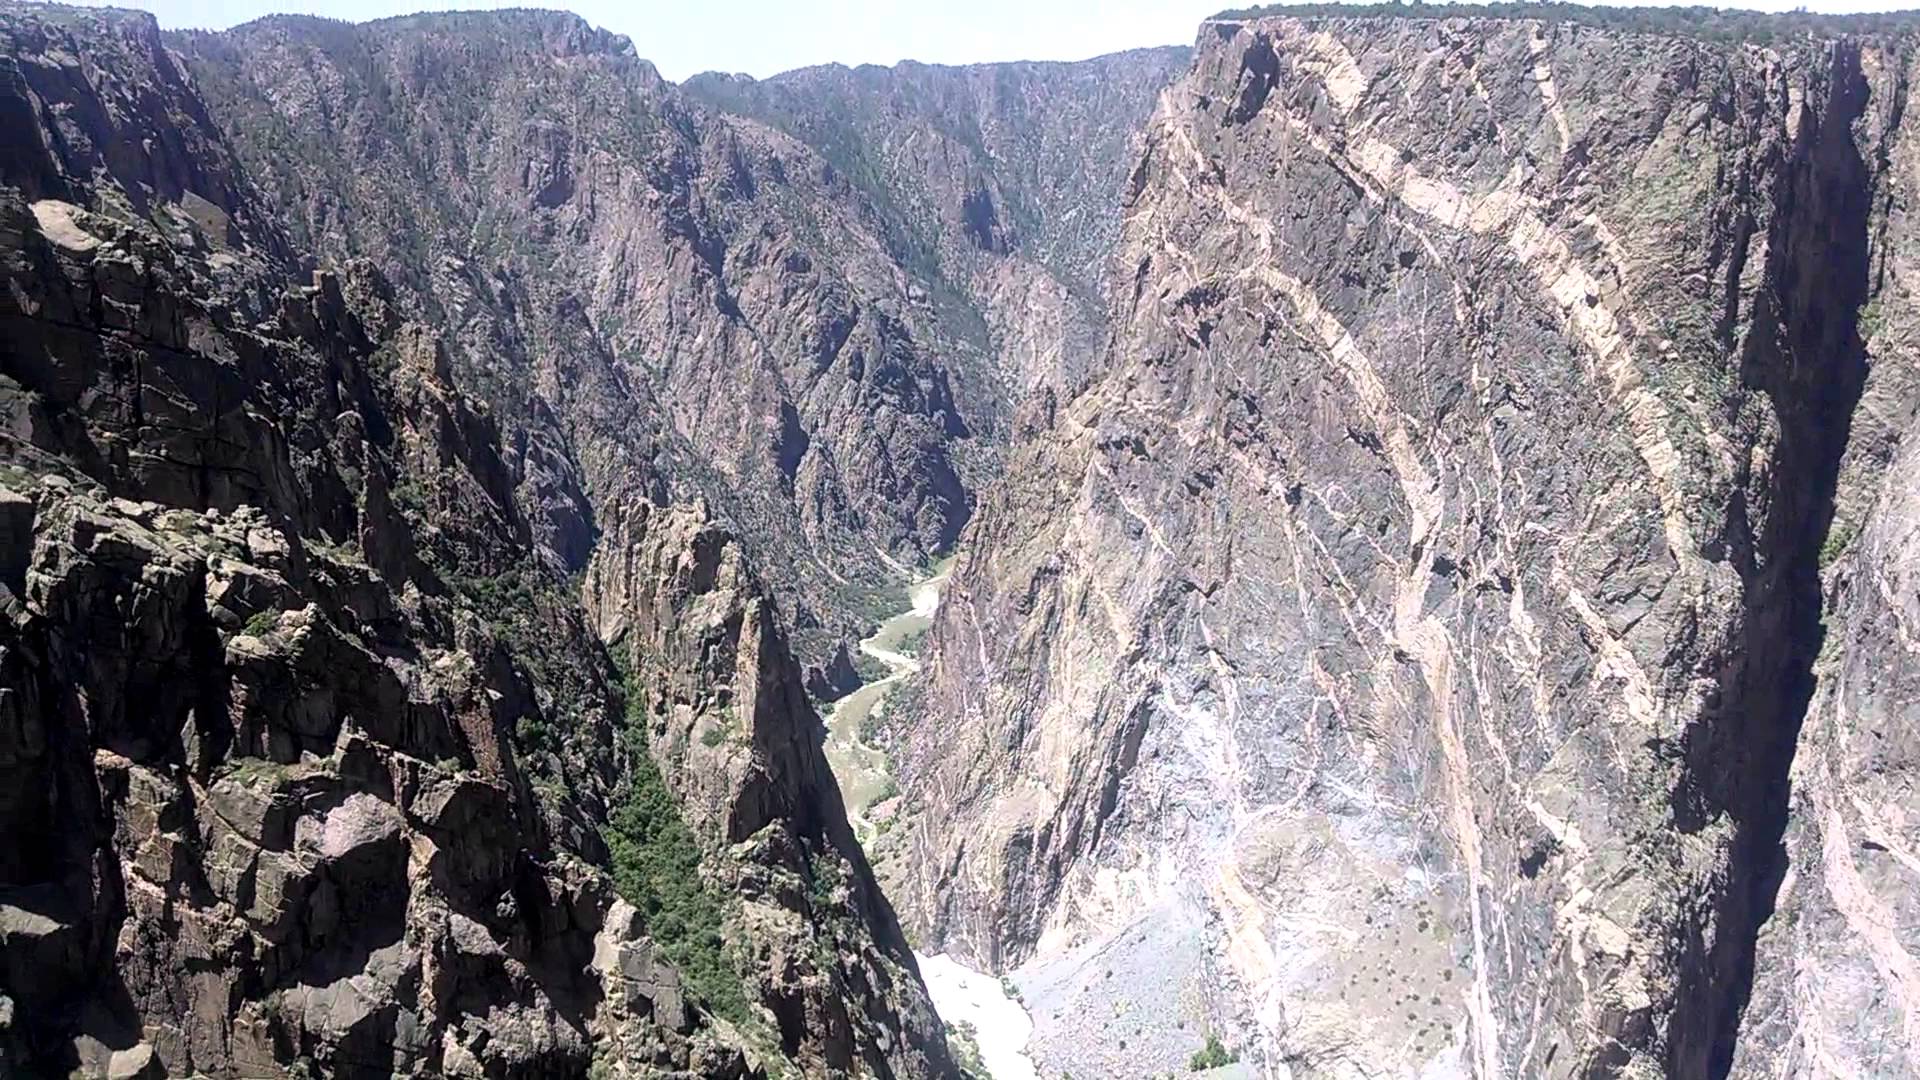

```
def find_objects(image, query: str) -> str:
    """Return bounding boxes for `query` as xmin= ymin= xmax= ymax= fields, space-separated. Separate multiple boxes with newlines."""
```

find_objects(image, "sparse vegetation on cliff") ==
xmin=605 ymin=670 xmax=750 ymax=1025
xmin=946 ymin=1019 xmax=993 ymax=1079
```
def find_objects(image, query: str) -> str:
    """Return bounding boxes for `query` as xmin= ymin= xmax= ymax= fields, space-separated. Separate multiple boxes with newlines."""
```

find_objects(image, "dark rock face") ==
xmin=0 ymin=5 xmax=959 ymax=1077
xmin=889 ymin=12 xmax=1920 ymax=1079
xmin=1727 ymin=39 xmax=1920 ymax=1080
xmin=0 ymin=193 xmax=657 ymax=1079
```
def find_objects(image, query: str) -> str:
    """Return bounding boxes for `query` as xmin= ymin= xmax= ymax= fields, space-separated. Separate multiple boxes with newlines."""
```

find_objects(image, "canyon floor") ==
xmin=819 ymin=562 xmax=1049 ymax=1079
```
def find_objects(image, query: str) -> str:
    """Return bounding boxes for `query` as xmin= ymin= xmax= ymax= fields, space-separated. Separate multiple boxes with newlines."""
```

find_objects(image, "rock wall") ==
xmin=893 ymin=12 xmax=1920 ymax=1078
xmin=24 ymin=3 xmax=1920 ymax=1077
xmin=684 ymin=47 xmax=1190 ymax=399
xmin=1729 ymin=37 xmax=1920 ymax=1080
xmin=0 ymin=7 xmax=953 ymax=1077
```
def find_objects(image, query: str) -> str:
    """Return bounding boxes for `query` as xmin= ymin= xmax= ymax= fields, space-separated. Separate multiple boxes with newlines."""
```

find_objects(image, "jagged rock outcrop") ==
xmin=0 ymin=6 xmax=954 ymax=1076
xmin=0 ymin=188 xmax=670 ymax=1078
xmin=892 ymin=10 xmax=1920 ymax=1078
xmin=585 ymin=502 xmax=948 ymax=1076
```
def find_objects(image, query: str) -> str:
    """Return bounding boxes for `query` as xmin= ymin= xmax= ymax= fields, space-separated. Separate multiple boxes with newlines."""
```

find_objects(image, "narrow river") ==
xmin=820 ymin=560 xmax=1039 ymax=1080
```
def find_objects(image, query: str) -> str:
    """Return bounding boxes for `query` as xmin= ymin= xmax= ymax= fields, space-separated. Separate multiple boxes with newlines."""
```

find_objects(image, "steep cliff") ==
xmin=1729 ymin=37 xmax=1920 ymax=1080
xmin=0 ymin=6 xmax=952 ymax=1077
xmin=892 ymin=9 xmax=1920 ymax=1078
xmin=166 ymin=15 xmax=1183 ymax=688
xmin=19 ymin=2 xmax=1920 ymax=1078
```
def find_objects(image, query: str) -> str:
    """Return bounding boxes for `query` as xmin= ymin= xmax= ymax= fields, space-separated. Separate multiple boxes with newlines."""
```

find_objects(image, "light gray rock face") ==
xmin=890 ymin=12 xmax=1920 ymax=1078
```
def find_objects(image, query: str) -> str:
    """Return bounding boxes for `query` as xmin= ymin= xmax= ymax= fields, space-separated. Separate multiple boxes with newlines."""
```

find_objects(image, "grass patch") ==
xmin=220 ymin=756 xmax=292 ymax=785
xmin=307 ymin=533 xmax=365 ymax=567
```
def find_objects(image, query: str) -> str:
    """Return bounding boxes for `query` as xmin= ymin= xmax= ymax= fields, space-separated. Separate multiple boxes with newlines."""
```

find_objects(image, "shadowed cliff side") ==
xmin=170 ymin=13 xmax=1186 ymax=693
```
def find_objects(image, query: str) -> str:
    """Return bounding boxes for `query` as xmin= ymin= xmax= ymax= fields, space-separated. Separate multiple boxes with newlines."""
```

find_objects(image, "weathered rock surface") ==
xmin=891 ymin=10 xmax=1920 ymax=1079
xmin=684 ymin=47 xmax=1190 ymax=399
xmin=1729 ymin=38 xmax=1920 ymax=1080
xmin=587 ymin=502 xmax=949 ymax=1076
xmin=29 ymin=2 xmax=1920 ymax=1078
xmin=0 ymin=5 xmax=955 ymax=1076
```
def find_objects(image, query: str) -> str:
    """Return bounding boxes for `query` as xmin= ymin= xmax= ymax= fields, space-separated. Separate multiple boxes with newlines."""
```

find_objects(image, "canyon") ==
xmin=3 ymin=2 xmax=1920 ymax=1078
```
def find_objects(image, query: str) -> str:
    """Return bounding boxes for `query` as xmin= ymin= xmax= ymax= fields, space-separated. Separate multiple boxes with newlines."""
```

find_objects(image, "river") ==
xmin=819 ymin=560 xmax=1040 ymax=1080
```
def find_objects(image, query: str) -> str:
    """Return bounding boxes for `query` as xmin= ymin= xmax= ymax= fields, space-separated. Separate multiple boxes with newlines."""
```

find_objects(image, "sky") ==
xmin=71 ymin=0 xmax=1917 ymax=82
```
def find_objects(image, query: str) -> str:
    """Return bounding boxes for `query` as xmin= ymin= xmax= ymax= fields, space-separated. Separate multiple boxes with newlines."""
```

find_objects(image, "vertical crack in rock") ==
xmin=1670 ymin=40 xmax=1874 ymax=1080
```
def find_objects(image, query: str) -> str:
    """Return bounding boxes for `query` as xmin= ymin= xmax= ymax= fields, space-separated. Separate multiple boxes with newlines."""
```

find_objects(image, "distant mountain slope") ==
xmin=685 ymin=47 xmax=1191 ymax=397
xmin=172 ymin=14 xmax=1186 ymax=687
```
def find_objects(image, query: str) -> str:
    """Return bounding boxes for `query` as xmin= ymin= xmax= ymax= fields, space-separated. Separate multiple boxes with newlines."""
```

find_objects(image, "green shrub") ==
xmin=946 ymin=1019 xmax=992 ymax=1079
xmin=514 ymin=714 xmax=554 ymax=754
xmin=844 ymin=577 xmax=912 ymax=631
xmin=389 ymin=477 xmax=430 ymax=514
xmin=1820 ymin=518 xmax=1860 ymax=568
xmin=603 ymin=672 xmax=750 ymax=1026
xmin=1859 ymin=298 xmax=1885 ymax=341
xmin=895 ymin=625 xmax=929 ymax=657
xmin=853 ymin=650 xmax=892 ymax=685
xmin=242 ymin=609 xmax=279 ymax=638
xmin=1190 ymin=1032 xmax=1239 ymax=1071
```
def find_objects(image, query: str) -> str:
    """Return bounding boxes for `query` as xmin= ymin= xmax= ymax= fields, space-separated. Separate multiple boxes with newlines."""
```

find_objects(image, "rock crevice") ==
xmin=1672 ymin=39 xmax=1875 ymax=1080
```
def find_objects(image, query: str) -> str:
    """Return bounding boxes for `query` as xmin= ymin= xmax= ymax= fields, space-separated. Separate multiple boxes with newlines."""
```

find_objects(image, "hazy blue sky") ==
xmin=74 ymin=0 xmax=1909 ymax=81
